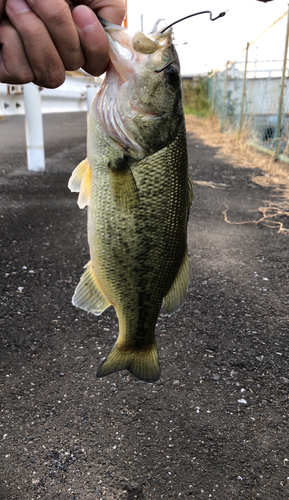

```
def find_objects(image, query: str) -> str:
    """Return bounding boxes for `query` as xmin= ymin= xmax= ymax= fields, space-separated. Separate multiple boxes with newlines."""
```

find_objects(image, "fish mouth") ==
xmin=94 ymin=24 xmax=174 ymax=155
xmin=104 ymin=24 xmax=173 ymax=83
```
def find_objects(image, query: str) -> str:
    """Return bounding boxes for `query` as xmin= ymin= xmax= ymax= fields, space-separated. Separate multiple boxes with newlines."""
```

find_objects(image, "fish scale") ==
xmin=92 ymin=132 xmax=187 ymax=313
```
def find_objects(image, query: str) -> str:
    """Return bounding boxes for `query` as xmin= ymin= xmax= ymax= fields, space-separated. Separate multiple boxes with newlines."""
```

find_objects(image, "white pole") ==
xmin=86 ymin=85 xmax=96 ymax=127
xmin=23 ymin=83 xmax=45 ymax=172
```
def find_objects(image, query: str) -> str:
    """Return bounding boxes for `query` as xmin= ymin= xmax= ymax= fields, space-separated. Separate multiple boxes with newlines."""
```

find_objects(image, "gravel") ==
xmin=1 ymin=113 xmax=289 ymax=499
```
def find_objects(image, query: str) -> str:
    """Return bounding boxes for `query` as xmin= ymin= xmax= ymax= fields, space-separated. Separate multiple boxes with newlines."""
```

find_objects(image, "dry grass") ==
xmin=185 ymin=114 xmax=289 ymax=234
xmin=223 ymin=202 xmax=289 ymax=235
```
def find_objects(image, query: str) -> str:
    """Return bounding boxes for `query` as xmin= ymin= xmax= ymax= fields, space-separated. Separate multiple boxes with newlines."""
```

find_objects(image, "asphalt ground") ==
xmin=1 ymin=112 xmax=289 ymax=500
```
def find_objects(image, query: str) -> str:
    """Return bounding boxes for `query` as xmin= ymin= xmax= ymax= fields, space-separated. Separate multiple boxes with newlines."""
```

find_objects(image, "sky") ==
xmin=126 ymin=0 xmax=289 ymax=75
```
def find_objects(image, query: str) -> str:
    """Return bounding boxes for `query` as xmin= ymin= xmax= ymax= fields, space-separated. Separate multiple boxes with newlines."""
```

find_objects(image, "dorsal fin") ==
xmin=163 ymin=247 xmax=189 ymax=316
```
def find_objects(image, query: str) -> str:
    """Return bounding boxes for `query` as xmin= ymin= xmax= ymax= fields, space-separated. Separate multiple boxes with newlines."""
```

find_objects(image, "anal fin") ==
xmin=72 ymin=261 xmax=110 ymax=315
xmin=163 ymin=247 xmax=189 ymax=316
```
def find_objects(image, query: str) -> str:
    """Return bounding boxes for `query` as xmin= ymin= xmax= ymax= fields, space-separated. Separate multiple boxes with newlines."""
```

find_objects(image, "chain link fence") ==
xmin=208 ymin=8 xmax=289 ymax=163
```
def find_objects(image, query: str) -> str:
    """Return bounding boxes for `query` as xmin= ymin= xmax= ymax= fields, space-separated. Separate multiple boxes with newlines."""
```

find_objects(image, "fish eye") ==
xmin=166 ymin=65 xmax=179 ymax=83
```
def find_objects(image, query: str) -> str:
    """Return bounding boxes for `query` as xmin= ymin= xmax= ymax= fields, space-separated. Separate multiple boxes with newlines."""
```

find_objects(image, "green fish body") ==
xmin=68 ymin=22 xmax=193 ymax=382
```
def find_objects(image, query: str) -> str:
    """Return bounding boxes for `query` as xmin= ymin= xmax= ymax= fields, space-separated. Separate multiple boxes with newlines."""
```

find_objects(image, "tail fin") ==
xmin=96 ymin=342 xmax=160 ymax=383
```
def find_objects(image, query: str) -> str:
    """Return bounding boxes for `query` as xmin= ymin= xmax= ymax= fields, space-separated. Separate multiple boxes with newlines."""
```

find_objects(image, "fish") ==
xmin=68 ymin=20 xmax=193 ymax=383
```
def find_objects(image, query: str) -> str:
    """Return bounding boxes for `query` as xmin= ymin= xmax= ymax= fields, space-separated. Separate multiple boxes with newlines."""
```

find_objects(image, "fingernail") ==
xmin=7 ymin=0 xmax=30 ymax=15
xmin=73 ymin=5 xmax=98 ymax=32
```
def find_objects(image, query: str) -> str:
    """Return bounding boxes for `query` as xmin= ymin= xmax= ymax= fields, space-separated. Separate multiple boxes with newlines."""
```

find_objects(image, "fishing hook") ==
xmin=155 ymin=60 xmax=176 ymax=73
xmin=159 ymin=10 xmax=227 ymax=33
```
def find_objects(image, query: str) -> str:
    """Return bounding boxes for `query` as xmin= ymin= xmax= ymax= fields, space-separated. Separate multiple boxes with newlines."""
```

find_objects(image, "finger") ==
xmin=90 ymin=0 xmax=126 ymax=25
xmin=72 ymin=5 xmax=109 ymax=76
xmin=66 ymin=0 xmax=126 ymax=26
xmin=0 ymin=0 xmax=7 ymax=19
xmin=6 ymin=0 xmax=66 ymax=88
xmin=0 ymin=1 xmax=5 ymax=19
xmin=0 ymin=19 xmax=34 ymax=84
xmin=24 ymin=0 xmax=85 ymax=71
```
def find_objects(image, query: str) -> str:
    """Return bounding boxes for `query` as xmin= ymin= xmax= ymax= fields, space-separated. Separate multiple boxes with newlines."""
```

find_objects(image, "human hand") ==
xmin=0 ymin=0 xmax=125 ymax=88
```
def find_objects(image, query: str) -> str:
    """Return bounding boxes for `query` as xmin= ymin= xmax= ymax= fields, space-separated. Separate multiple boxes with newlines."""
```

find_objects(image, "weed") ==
xmin=182 ymin=77 xmax=214 ymax=117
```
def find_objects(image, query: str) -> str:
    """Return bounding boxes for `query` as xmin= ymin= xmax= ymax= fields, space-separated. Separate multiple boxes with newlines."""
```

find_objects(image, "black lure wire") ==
xmin=159 ymin=10 xmax=227 ymax=33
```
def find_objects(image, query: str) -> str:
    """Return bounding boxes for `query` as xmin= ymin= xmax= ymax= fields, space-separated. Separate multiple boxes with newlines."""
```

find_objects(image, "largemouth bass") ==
xmin=68 ymin=21 xmax=193 ymax=383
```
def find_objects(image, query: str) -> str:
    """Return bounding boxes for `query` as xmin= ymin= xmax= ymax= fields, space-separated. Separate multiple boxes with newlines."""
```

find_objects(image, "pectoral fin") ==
xmin=68 ymin=158 xmax=91 ymax=209
xmin=108 ymin=157 xmax=139 ymax=212
xmin=72 ymin=261 xmax=110 ymax=315
xmin=163 ymin=247 xmax=189 ymax=316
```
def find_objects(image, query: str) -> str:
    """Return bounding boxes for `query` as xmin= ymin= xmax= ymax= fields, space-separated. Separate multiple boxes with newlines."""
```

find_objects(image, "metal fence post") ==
xmin=239 ymin=42 xmax=250 ymax=136
xmin=275 ymin=4 xmax=289 ymax=160
xmin=211 ymin=71 xmax=217 ymax=110
xmin=23 ymin=84 xmax=45 ymax=172
xmin=221 ymin=61 xmax=229 ymax=132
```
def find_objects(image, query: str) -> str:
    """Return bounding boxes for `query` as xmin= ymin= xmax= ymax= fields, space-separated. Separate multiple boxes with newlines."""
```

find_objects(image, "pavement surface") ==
xmin=1 ymin=112 xmax=289 ymax=500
